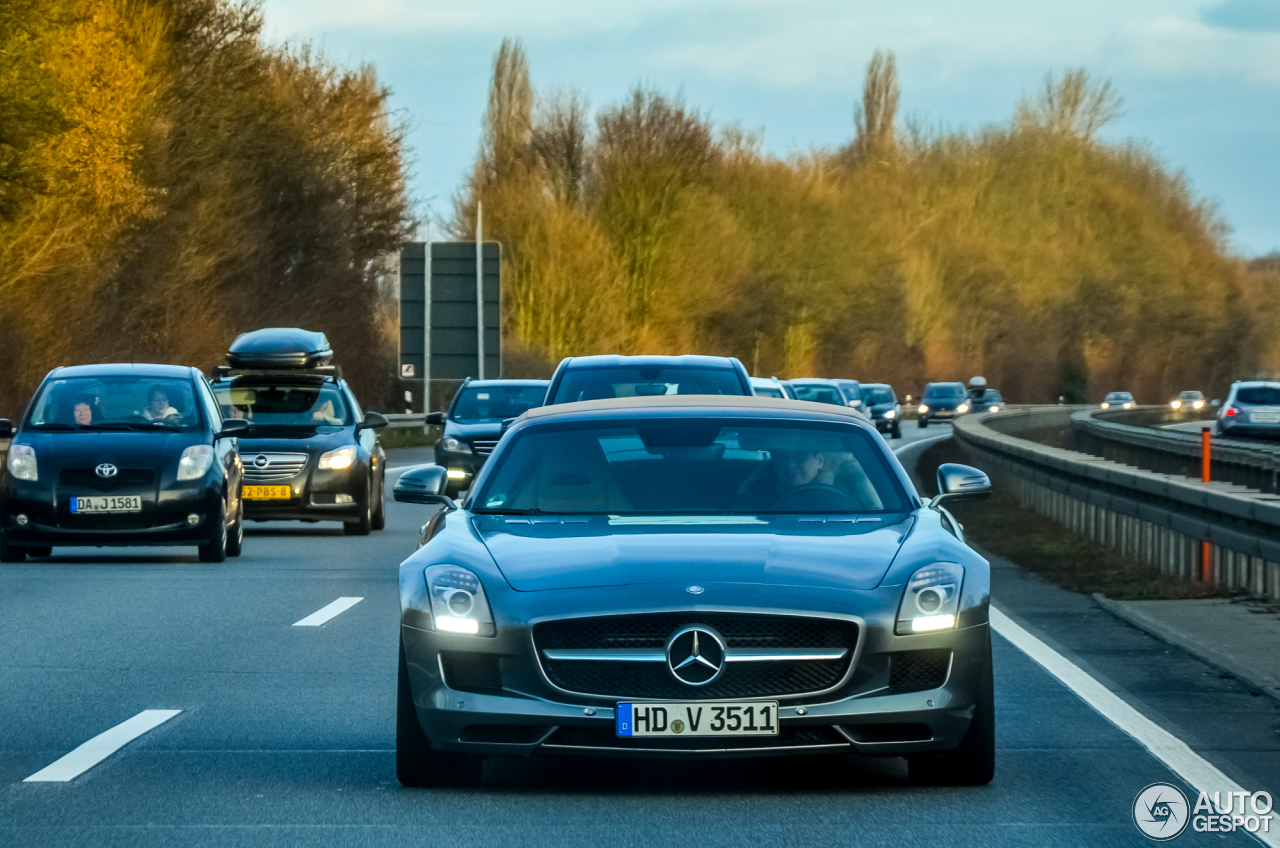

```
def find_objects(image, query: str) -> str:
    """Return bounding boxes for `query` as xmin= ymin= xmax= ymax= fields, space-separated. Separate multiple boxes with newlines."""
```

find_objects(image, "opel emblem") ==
xmin=253 ymin=455 xmax=269 ymax=469
xmin=95 ymin=463 xmax=118 ymax=479
xmin=686 ymin=585 xmax=705 ymax=595
xmin=665 ymin=625 xmax=727 ymax=687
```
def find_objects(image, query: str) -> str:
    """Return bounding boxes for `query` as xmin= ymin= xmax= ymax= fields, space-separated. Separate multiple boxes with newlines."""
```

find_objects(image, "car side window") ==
xmin=198 ymin=379 xmax=224 ymax=430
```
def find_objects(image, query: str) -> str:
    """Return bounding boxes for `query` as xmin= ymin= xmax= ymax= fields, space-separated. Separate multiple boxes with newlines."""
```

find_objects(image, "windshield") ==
xmin=474 ymin=418 xmax=910 ymax=515
xmin=1235 ymin=386 xmax=1280 ymax=405
xmin=925 ymin=384 xmax=966 ymax=399
xmin=752 ymin=384 xmax=785 ymax=399
xmin=1105 ymin=392 xmax=1133 ymax=402
xmin=861 ymin=386 xmax=895 ymax=405
xmin=790 ymin=384 xmax=845 ymax=405
xmin=551 ymin=366 xmax=744 ymax=404
xmin=28 ymin=376 xmax=200 ymax=431
xmin=212 ymin=381 xmax=351 ymax=427
xmin=453 ymin=385 xmax=546 ymax=422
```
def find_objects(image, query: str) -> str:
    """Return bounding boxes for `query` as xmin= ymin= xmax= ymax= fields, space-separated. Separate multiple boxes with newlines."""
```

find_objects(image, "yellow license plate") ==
xmin=243 ymin=485 xmax=292 ymax=500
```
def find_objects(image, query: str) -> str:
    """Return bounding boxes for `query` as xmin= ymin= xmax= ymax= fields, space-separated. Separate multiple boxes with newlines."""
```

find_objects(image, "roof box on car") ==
xmin=227 ymin=328 xmax=333 ymax=369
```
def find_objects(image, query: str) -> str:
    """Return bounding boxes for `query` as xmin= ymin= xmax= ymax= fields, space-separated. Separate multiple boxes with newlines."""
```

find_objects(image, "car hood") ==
xmin=473 ymin=513 xmax=914 ymax=591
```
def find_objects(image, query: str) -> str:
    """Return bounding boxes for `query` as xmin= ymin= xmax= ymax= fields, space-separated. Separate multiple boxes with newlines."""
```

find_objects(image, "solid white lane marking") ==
xmin=293 ymin=596 xmax=363 ymax=627
xmin=891 ymin=432 xmax=952 ymax=455
xmin=24 ymin=710 xmax=181 ymax=783
xmin=991 ymin=606 xmax=1280 ymax=847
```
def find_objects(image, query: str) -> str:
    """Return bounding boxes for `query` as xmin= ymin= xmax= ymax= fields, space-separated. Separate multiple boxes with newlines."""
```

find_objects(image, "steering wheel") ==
xmin=772 ymin=484 xmax=859 ymax=512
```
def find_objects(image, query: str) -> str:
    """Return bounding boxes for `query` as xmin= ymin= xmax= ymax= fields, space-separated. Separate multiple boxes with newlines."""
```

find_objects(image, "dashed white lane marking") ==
xmin=992 ymin=607 xmax=1279 ymax=848
xmin=293 ymin=596 xmax=363 ymax=627
xmin=24 ymin=710 xmax=181 ymax=783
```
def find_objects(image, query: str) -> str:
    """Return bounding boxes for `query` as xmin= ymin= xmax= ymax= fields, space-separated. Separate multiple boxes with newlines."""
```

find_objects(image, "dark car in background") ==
xmin=1100 ymin=391 xmax=1134 ymax=410
xmin=544 ymin=355 xmax=753 ymax=405
xmin=1217 ymin=382 xmax=1280 ymax=439
xmin=429 ymin=379 xmax=549 ymax=496
xmin=209 ymin=329 xmax=388 ymax=535
xmin=392 ymin=396 xmax=995 ymax=787
xmin=861 ymin=383 xmax=902 ymax=438
xmin=0 ymin=364 xmax=247 ymax=563
xmin=917 ymin=382 xmax=970 ymax=427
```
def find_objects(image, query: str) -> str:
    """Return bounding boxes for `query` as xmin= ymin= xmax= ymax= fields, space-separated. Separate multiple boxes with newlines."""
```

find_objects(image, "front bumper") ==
xmin=401 ymin=617 xmax=990 ymax=760
xmin=1 ymin=481 xmax=220 ymax=547
xmin=242 ymin=462 xmax=369 ymax=522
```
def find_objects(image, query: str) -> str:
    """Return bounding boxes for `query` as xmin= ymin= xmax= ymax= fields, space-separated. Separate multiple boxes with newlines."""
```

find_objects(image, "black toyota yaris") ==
xmin=0 ymin=364 xmax=247 ymax=563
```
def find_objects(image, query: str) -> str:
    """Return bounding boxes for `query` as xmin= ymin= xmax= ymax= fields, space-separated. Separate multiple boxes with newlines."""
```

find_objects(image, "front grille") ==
xmin=544 ymin=724 xmax=847 ymax=751
xmin=242 ymin=453 xmax=308 ymax=483
xmin=888 ymin=649 xmax=952 ymax=692
xmin=471 ymin=439 xmax=499 ymax=457
xmin=440 ymin=651 xmax=502 ymax=693
xmin=59 ymin=469 xmax=154 ymax=491
xmin=535 ymin=614 xmax=857 ymax=700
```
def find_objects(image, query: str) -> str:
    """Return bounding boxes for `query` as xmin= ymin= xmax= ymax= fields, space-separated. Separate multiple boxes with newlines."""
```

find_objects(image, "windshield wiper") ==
xmin=30 ymin=423 xmax=80 ymax=431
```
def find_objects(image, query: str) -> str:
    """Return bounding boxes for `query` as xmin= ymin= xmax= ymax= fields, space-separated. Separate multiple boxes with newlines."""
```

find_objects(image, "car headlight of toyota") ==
xmin=8 ymin=444 xmax=38 ymax=481
xmin=424 ymin=564 xmax=496 ymax=636
xmin=177 ymin=445 xmax=215 ymax=481
xmin=895 ymin=563 xmax=964 ymax=634
xmin=318 ymin=446 xmax=357 ymax=470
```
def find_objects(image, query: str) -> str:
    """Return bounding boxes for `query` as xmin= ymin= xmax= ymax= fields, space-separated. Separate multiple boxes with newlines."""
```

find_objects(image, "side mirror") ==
xmin=930 ymin=463 xmax=991 ymax=507
xmin=360 ymin=411 xmax=389 ymax=430
xmin=393 ymin=464 xmax=456 ymax=508
xmin=425 ymin=411 xmax=446 ymax=426
xmin=0 ymin=419 xmax=12 ymax=439
xmin=1211 ymin=399 xmax=1221 ymax=408
xmin=218 ymin=418 xmax=250 ymax=438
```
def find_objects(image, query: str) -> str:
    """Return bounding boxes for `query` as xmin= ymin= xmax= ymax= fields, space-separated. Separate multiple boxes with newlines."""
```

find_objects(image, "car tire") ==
xmin=344 ymin=485 xmax=373 ymax=536
xmin=918 ymin=418 xmax=928 ymax=429
xmin=397 ymin=638 xmax=484 ymax=787
xmin=226 ymin=498 xmax=244 ymax=558
xmin=0 ymin=533 xmax=27 ymax=563
xmin=891 ymin=422 xmax=902 ymax=439
xmin=909 ymin=635 xmax=995 ymax=786
xmin=371 ymin=475 xmax=386 ymax=531
xmin=198 ymin=499 xmax=228 ymax=563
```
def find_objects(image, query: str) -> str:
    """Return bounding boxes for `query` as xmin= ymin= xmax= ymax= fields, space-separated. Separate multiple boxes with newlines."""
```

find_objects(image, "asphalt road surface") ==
xmin=2 ymin=421 xmax=1277 ymax=847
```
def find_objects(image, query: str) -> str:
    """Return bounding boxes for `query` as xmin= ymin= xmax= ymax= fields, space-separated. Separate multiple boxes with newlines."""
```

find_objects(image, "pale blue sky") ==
xmin=262 ymin=0 xmax=1280 ymax=256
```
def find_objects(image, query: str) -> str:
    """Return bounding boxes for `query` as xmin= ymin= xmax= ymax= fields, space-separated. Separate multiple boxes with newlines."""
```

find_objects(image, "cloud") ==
xmin=1201 ymin=0 xmax=1280 ymax=32
xmin=1122 ymin=14 xmax=1280 ymax=84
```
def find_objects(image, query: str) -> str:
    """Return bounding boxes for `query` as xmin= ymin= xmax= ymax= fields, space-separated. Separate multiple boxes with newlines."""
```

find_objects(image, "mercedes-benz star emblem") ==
xmin=254 ymin=455 xmax=269 ymax=468
xmin=665 ymin=625 xmax=727 ymax=686
xmin=94 ymin=463 xmax=118 ymax=479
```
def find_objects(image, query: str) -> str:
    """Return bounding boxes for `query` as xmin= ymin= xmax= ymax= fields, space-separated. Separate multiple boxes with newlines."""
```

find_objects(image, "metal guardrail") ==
xmin=1072 ymin=406 xmax=1280 ymax=494
xmin=953 ymin=407 xmax=1280 ymax=601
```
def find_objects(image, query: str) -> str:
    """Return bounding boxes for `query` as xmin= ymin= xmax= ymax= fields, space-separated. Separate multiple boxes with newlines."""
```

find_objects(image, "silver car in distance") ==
xmin=393 ymin=396 xmax=994 ymax=787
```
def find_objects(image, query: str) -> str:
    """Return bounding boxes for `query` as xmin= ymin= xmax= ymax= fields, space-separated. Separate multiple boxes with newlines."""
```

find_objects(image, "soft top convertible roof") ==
xmin=227 ymin=328 xmax=333 ymax=370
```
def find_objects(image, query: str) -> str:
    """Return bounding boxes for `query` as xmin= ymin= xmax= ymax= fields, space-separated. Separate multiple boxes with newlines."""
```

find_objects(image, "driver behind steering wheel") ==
xmin=733 ymin=448 xmax=854 ymax=511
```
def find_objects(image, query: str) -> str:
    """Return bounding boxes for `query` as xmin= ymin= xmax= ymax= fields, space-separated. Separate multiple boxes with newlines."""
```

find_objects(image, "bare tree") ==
xmin=480 ymin=37 xmax=533 ymax=185
xmin=849 ymin=50 xmax=899 ymax=163
xmin=532 ymin=89 xmax=588 ymax=204
xmin=1015 ymin=69 xmax=1122 ymax=140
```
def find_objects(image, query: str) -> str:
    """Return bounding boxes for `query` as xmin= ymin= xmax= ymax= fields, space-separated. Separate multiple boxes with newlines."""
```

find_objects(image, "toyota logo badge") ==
xmin=95 ymin=463 xmax=118 ymax=479
xmin=665 ymin=625 xmax=727 ymax=687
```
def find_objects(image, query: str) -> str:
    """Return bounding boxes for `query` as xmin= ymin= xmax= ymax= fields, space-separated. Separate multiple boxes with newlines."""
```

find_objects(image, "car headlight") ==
xmin=177 ymin=445 xmax=215 ymax=481
xmin=8 ymin=444 xmax=37 ymax=481
xmin=318 ymin=446 xmax=356 ymax=470
xmin=424 ymin=564 xmax=495 ymax=636
xmin=1123 ymin=402 xmax=1133 ymax=409
xmin=442 ymin=437 xmax=472 ymax=454
xmin=989 ymin=405 xmax=999 ymax=413
xmin=1193 ymin=400 xmax=1204 ymax=409
xmin=896 ymin=563 xmax=964 ymax=635
xmin=884 ymin=409 xmax=896 ymax=419
xmin=1171 ymin=400 xmax=1181 ymax=409
xmin=956 ymin=403 xmax=970 ymax=414
xmin=1101 ymin=402 xmax=1110 ymax=409
xmin=918 ymin=404 xmax=929 ymax=414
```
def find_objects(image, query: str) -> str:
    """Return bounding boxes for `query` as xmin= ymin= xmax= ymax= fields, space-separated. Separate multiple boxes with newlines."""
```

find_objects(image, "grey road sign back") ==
xmin=399 ymin=241 xmax=500 ymax=382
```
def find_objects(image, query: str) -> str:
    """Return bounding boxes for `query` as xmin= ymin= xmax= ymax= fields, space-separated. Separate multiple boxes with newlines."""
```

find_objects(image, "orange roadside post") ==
xmin=1200 ymin=428 xmax=1212 ymax=582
